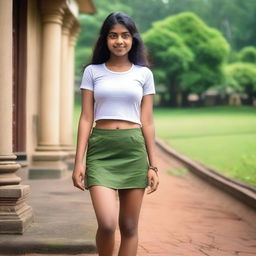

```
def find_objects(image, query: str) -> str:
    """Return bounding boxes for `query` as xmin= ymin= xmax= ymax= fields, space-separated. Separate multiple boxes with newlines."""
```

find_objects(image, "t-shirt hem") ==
xmin=80 ymin=87 xmax=93 ymax=91
xmin=143 ymin=91 xmax=156 ymax=96
xmin=94 ymin=116 xmax=142 ymax=125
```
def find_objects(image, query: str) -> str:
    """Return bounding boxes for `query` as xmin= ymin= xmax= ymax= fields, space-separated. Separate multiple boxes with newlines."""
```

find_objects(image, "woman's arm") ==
xmin=141 ymin=94 xmax=159 ymax=194
xmin=141 ymin=94 xmax=157 ymax=167
xmin=72 ymin=89 xmax=94 ymax=191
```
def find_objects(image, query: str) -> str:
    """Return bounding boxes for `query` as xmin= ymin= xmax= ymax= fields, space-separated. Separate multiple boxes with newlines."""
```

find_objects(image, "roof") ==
xmin=77 ymin=0 xmax=96 ymax=14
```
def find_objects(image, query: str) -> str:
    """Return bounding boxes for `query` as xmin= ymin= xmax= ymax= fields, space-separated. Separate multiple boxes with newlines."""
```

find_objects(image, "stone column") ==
xmin=0 ymin=0 xmax=33 ymax=234
xmin=65 ymin=22 xmax=81 ymax=170
xmin=29 ymin=0 xmax=68 ymax=179
xmin=60 ymin=11 xmax=75 ymax=151
xmin=68 ymin=23 xmax=81 ymax=107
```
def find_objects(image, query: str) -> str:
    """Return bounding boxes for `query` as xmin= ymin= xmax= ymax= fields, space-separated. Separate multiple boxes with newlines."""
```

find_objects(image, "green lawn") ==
xmin=154 ymin=106 xmax=256 ymax=187
xmin=73 ymin=99 xmax=256 ymax=187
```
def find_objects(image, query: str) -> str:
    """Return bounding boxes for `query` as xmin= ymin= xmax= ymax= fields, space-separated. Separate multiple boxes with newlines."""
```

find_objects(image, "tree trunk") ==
xmin=181 ymin=91 xmax=190 ymax=107
xmin=247 ymin=90 xmax=254 ymax=105
xmin=168 ymin=77 xmax=178 ymax=107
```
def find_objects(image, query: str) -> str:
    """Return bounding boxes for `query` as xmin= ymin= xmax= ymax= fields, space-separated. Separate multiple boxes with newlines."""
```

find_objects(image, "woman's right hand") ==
xmin=72 ymin=164 xmax=86 ymax=191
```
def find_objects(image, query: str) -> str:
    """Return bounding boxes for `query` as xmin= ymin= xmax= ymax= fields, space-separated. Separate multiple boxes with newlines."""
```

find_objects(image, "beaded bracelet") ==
xmin=148 ymin=166 xmax=159 ymax=173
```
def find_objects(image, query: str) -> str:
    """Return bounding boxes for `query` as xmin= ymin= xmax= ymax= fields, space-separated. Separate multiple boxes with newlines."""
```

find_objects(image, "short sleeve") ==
xmin=80 ymin=65 xmax=94 ymax=91
xmin=143 ymin=68 xmax=156 ymax=96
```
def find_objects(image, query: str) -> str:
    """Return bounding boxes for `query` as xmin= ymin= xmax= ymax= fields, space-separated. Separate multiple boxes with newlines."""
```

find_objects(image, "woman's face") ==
xmin=107 ymin=24 xmax=133 ymax=58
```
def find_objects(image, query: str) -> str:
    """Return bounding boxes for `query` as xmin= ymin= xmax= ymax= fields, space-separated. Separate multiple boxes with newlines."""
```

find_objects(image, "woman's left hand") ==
xmin=147 ymin=169 xmax=159 ymax=194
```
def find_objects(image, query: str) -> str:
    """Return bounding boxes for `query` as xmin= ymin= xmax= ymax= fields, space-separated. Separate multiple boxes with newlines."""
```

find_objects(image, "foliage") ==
xmin=118 ymin=0 xmax=256 ymax=50
xmin=166 ymin=167 xmax=188 ymax=177
xmin=202 ymin=0 xmax=256 ymax=50
xmin=143 ymin=12 xmax=230 ymax=106
xmin=145 ymin=28 xmax=193 ymax=73
xmin=225 ymin=62 xmax=256 ymax=96
xmin=75 ymin=47 xmax=93 ymax=75
xmin=237 ymin=46 xmax=256 ymax=64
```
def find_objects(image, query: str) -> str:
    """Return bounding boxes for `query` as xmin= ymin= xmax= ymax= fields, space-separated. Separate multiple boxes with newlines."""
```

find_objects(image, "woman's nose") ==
xmin=116 ymin=35 xmax=123 ymax=44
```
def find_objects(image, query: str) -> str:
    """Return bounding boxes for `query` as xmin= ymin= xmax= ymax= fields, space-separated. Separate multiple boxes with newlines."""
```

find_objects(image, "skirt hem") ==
xmin=86 ymin=184 xmax=148 ymax=190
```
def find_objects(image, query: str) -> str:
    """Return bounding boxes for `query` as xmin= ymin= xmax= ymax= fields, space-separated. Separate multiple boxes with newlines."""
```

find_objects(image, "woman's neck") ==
xmin=106 ymin=55 xmax=132 ymax=67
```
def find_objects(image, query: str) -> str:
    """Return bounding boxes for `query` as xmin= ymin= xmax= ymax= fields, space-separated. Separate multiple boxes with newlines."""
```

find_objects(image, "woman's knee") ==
xmin=119 ymin=219 xmax=138 ymax=237
xmin=98 ymin=221 xmax=116 ymax=235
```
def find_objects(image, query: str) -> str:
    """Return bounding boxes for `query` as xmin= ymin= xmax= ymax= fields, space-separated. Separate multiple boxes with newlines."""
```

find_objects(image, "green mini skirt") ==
xmin=85 ymin=127 xmax=149 ymax=190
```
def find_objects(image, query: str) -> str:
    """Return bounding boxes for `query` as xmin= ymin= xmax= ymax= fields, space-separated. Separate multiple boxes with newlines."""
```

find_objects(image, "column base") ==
xmin=0 ymin=185 xmax=34 ymax=234
xmin=15 ymin=152 xmax=28 ymax=167
xmin=63 ymin=148 xmax=76 ymax=171
xmin=60 ymin=145 xmax=76 ymax=171
xmin=28 ymin=150 xmax=68 ymax=179
xmin=0 ymin=161 xmax=21 ymax=185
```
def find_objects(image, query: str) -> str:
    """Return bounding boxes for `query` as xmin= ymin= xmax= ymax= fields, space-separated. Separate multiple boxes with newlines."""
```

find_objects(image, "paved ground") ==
xmin=136 ymin=146 xmax=256 ymax=256
xmin=2 ymin=145 xmax=256 ymax=256
xmin=0 ymin=162 xmax=97 ymax=255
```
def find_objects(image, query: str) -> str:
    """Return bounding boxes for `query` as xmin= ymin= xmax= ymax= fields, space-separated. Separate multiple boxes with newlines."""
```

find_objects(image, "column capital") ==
xmin=62 ymin=11 xmax=75 ymax=36
xmin=40 ymin=0 xmax=65 ymax=25
xmin=69 ymin=21 xmax=81 ymax=46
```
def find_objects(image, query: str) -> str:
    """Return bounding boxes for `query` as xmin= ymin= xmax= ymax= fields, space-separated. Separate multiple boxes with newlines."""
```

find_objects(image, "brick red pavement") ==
xmin=22 ymin=146 xmax=256 ymax=256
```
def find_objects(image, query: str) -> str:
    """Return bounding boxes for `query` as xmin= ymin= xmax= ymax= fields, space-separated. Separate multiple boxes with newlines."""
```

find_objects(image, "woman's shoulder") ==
xmin=133 ymin=64 xmax=153 ymax=76
xmin=83 ymin=63 xmax=105 ymax=76
xmin=84 ymin=63 xmax=104 ymax=71
xmin=134 ymin=64 xmax=152 ymax=71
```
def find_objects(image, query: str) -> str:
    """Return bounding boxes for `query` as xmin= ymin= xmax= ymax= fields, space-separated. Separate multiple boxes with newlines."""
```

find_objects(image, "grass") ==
xmin=166 ymin=167 xmax=188 ymax=177
xmin=154 ymin=106 xmax=256 ymax=187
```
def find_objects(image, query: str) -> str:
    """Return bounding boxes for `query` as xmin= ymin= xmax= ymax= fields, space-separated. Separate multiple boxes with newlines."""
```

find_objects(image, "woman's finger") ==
xmin=72 ymin=173 xmax=85 ymax=191
xmin=151 ymin=176 xmax=158 ymax=192
xmin=76 ymin=180 xmax=85 ymax=191
xmin=146 ymin=174 xmax=153 ymax=194
xmin=147 ymin=174 xmax=159 ymax=194
xmin=147 ymin=174 xmax=151 ymax=188
xmin=147 ymin=178 xmax=154 ymax=194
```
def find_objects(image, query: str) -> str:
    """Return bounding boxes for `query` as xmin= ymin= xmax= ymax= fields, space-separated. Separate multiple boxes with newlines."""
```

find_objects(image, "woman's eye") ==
xmin=122 ymin=33 xmax=130 ymax=38
xmin=108 ymin=33 xmax=131 ymax=39
xmin=108 ymin=34 xmax=117 ymax=39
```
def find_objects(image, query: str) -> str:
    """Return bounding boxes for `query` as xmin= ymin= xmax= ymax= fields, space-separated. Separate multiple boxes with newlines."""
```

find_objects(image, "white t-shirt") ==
xmin=80 ymin=63 xmax=156 ymax=126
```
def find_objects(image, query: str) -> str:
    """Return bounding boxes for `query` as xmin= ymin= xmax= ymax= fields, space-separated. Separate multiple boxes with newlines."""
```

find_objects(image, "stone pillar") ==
xmin=60 ymin=11 xmax=75 ymax=151
xmin=65 ymin=22 xmax=81 ymax=170
xmin=29 ymin=0 xmax=68 ymax=179
xmin=0 ymin=0 xmax=33 ymax=234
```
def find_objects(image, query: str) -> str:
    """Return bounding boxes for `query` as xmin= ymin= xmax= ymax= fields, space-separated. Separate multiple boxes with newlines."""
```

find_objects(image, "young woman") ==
xmin=72 ymin=12 xmax=159 ymax=256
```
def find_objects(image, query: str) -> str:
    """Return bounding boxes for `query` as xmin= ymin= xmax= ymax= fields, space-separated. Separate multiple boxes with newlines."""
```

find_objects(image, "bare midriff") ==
xmin=95 ymin=119 xmax=141 ymax=129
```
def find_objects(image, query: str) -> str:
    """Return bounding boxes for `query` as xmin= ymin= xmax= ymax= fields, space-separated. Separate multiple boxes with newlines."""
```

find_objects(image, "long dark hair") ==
xmin=88 ymin=12 xmax=149 ymax=67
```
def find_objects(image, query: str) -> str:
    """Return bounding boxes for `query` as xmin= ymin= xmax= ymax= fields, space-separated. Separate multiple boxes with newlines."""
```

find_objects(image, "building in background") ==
xmin=0 ymin=0 xmax=96 ymax=234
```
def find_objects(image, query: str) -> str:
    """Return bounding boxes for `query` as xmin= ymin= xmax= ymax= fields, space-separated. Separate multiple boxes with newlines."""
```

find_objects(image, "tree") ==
xmin=225 ymin=63 xmax=256 ymax=105
xmin=203 ymin=0 xmax=256 ymax=49
xmin=143 ymin=12 xmax=230 ymax=107
xmin=118 ymin=0 xmax=256 ymax=50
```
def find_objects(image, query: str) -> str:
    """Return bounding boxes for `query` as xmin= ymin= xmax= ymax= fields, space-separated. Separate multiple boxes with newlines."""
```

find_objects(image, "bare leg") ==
xmin=89 ymin=186 xmax=118 ymax=256
xmin=117 ymin=188 xmax=145 ymax=256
